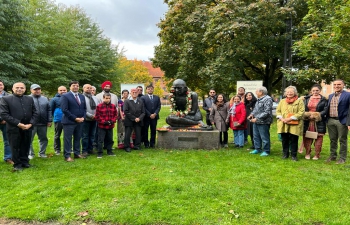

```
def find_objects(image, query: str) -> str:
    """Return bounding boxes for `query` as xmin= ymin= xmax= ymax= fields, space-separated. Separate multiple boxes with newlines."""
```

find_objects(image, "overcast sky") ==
xmin=54 ymin=0 xmax=168 ymax=60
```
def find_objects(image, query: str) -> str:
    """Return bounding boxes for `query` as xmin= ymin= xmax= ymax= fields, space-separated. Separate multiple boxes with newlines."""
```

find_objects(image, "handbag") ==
xmin=286 ymin=113 xmax=299 ymax=125
xmin=305 ymin=121 xmax=318 ymax=139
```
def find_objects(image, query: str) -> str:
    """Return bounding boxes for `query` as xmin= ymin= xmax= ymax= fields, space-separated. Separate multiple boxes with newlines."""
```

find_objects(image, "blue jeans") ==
xmin=253 ymin=123 xmax=271 ymax=154
xmin=233 ymin=130 xmax=244 ymax=147
xmin=82 ymin=120 xmax=97 ymax=153
xmin=0 ymin=124 xmax=11 ymax=161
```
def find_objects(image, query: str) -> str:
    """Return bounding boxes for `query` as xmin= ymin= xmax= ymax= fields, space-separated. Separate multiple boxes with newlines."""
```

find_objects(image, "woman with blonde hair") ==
xmin=276 ymin=86 xmax=305 ymax=161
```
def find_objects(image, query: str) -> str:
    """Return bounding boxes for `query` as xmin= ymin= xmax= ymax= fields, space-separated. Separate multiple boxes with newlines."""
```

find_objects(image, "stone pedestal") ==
xmin=157 ymin=130 xmax=220 ymax=149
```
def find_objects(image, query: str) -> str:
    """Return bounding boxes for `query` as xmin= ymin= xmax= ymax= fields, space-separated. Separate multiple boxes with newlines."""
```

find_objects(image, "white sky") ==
xmin=54 ymin=0 xmax=168 ymax=60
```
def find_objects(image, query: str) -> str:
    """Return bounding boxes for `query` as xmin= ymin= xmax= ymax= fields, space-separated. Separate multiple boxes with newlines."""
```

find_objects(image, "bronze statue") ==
xmin=166 ymin=79 xmax=207 ymax=128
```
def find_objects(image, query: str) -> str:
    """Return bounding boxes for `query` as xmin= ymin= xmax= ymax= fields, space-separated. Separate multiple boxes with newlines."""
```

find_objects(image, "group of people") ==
xmin=0 ymin=80 xmax=161 ymax=171
xmin=204 ymin=79 xmax=350 ymax=164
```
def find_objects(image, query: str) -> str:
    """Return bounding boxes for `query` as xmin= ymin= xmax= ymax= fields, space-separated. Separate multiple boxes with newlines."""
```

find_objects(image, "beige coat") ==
xmin=276 ymin=98 xmax=305 ymax=136
xmin=210 ymin=102 xmax=230 ymax=132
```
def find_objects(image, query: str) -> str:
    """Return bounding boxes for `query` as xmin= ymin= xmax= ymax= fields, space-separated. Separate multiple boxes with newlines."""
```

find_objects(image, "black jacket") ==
xmin=303 ymin=95 xmax=328 ymax=134
xmin=0 ymin=94 xmax=38 ymax=131
xmin=124 ymin=99 xmax=145 ymax=126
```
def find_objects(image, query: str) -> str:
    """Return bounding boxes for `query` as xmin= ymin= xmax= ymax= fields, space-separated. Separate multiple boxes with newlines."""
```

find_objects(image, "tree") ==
xmin=0 ymin=0 xmax=35 ymax=86
xmin=292 ymin=0 xmax=350 ymax=84
xmin=22 ymin=0 xmax=121 ymax=94
xmin=153 ymin=80 xmax=164 ymax=98
xmin=112 ymin=57 xmax=153 ymax=93
xmin=153 ymin=0 xmax=309 ymax=95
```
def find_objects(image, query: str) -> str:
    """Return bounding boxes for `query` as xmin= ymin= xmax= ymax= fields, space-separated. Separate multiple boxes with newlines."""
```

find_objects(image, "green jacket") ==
xmin=276 ymin=98 xmax=305 ymax=136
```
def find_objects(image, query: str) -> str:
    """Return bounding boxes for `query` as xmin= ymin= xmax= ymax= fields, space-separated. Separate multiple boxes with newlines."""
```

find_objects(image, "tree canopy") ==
xmin=0 ymin=0 xmax=122 ymax=94
xmin=292 ymin=0 xmax=350 ymax=84
xmin=153 ymin=0 xmax=309 ymax=95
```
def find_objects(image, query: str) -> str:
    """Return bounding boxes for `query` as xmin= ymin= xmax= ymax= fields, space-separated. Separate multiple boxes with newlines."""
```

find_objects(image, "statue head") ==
xmin=173 ymin=79 xmax=188 ymax=96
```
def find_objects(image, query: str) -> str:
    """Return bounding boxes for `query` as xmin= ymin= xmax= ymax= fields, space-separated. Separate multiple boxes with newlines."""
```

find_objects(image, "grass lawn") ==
xmin=1 ymin=106 xmax=350 ymax=224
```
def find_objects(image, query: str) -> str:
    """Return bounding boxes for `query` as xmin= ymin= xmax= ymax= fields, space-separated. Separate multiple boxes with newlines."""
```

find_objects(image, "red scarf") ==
xmin=285 ymin=96 xmax=298 ymax=104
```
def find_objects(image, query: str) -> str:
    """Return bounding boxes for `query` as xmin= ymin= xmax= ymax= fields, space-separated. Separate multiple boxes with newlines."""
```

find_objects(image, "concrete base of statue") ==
xmin=157 ymin=129 xmax=220 ymax=149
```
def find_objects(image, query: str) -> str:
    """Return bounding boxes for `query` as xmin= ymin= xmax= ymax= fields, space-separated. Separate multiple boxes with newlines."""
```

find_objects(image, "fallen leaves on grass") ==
xmin=229 ymin=210 xmax=239 ymax=219
xmin=77 ymin=211 xmax=89 ymax=217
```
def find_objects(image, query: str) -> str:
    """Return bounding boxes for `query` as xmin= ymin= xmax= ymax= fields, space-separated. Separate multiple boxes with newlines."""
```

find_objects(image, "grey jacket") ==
xmin=209 ymin=102 xmax=230 ymax=132
xmin=30 ymin=94 xmax=52 ymax=125
xmin=84 ymin=94 xmax=101 ymax=121
xmin=251 ymin=95 xmax=273 ymax=124
xmin=203 ymin=96 xmax=215 ymax=114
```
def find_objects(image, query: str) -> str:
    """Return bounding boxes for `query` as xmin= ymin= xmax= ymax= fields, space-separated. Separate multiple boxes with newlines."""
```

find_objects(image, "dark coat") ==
xmin=60 ymin=92 xmax=86 ymax=125
xmin=30 ymin=94 xmax=52 ymax=125
xmin=328 ymin=91 xmax=350 ymax=125
xmin=141 ymin=94 xmax=161 ymax=119
xmin=303 ymin=95 xmax=328 ymax=134
xmin=0 ymin=94 xmax=38 ymax=131
xmin=123 ymin=99 xmax=145 ymax=126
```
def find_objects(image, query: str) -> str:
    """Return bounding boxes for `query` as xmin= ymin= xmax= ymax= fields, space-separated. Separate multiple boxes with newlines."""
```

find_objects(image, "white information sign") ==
xmin=120 ymin=83 xmax=144 ymax=98
xmin=236 ymin=81 xmax=263 ymax=94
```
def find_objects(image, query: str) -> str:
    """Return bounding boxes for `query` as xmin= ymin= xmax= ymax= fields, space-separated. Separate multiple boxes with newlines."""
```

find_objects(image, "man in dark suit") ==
xmin=141 ymin=85 xmax=161 ymax=148
xmin=327 ymin=79 xmax=350 ymax=164
xmin=0 ymin=82 xmax=38 ymax=171
xmin=124 ymin=88 xmax=145 ymax=152
xmin=60 ymin=81 xmax=86 ymax=162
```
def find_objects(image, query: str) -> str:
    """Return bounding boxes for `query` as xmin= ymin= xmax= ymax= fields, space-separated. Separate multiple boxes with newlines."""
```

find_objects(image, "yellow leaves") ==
xmin=77 ymin=210 xmax=89 ymax=217
xmin=311 ymin=33 xmax=319 ymax=39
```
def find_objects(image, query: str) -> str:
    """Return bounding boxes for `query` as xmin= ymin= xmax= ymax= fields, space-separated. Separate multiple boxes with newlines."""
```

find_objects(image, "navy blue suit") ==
xmin=141 ymin=94 xmax=161 ymax=147
xmin=60 ymin=92 xmax=86 ymax=158
xmin=328 ymin=91 xmax=350 ymax=125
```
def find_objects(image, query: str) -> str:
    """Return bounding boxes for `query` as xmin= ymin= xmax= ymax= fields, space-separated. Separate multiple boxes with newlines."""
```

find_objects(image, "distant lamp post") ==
xmin=282 ymin=0 xmax=293 ymax=92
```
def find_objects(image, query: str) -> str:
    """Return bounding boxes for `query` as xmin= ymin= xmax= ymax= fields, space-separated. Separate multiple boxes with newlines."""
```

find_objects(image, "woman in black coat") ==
xmin=301 ymin=84 xmax=328 ymax=160
xmin=244 ymin=92 xmax=257 ymax=149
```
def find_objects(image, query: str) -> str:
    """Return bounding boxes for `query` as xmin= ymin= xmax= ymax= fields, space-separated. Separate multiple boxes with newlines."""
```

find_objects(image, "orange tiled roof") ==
xmin=142 ymin=61 xmax=164 ymax=78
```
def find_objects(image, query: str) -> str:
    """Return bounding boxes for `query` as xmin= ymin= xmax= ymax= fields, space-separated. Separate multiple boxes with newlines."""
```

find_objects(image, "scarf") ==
xmin=285 ymin=96 xmax=298 ymax=104
xmin=83 ymin=93 xmax=96 ymax=110
xmin=216 ymin=101 xmax=224 ymax=109
xmin=229 ymin=102 xmax=240 ymax=115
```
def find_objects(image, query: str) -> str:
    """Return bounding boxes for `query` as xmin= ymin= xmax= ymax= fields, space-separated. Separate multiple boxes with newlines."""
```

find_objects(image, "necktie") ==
xmin=75 ymin=94 xmax=80 ymax=105
xmin=150 ymin=95 xmax=153 ymax=101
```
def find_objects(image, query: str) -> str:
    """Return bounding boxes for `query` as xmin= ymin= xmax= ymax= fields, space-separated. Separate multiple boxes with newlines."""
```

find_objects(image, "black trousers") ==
xmin=142 ymin=117 xmax=158 ymax=147
xmin=54 ymin=122 xmax=63 ymax=152
xmin=97 ymin=128 xmax=114 ymax=153
xmin=125 ymin=123 xmax=142 ymax=148
xmin=219 ymin=131 xmax=228 ymax=145
xmin=281 ymin=133 xmax=299 ymax=157
xmin=7 ymin=127 xmax=31 ymax=168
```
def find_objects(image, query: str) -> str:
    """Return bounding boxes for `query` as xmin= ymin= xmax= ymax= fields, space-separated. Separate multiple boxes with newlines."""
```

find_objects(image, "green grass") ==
xmin=1 ymin=106 xmax=350 ymax=224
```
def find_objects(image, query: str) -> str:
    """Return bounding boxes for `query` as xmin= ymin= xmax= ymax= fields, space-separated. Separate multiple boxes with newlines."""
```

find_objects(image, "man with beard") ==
xmin=82 ymin=84 xmax=100 ymax=156
xmin=28 ymin=84 xmax=52 ymax=159
xmin=0 ymin=82 xmax=38 ymax=171
xmin=96 ymin=81 xmax=118 ymax=106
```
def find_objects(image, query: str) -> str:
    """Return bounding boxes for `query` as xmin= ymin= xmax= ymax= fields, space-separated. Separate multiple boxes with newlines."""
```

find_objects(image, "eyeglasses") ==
xmin=210 ymin=92 xmax=215 ymax=93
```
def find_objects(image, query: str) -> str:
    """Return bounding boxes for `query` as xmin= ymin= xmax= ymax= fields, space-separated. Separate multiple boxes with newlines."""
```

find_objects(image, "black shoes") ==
xmin=22 ymin=164 xmax=32 ymax=168
xmin=13 ymin=166 xmax=23 ymax=171
xmin=291 ymin=156 xmax=298 ymax=161
xmin=125 ymin=148 xmax=131 ymax=152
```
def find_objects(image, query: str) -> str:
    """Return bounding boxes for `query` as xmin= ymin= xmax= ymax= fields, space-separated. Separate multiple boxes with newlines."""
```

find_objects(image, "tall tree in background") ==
xmin=153 ymin=0 xmax=308 ymax=94
xmin=23 ymin=0 xmax=120 ymax=93
xmin=292 ymin=0 xmax=350 ymax=84
xmin=0 ymin=0 xmax=121 ymax=94
xmin=111 ymin=57 xmax=153 ymax=93
xmin=0 ymin=0 xmax=36 ymax=85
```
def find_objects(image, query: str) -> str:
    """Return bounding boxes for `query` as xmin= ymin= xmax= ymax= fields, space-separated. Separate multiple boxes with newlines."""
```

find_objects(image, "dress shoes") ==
xmin=13 ymin=166 xmax=23 ymax=171
xmin=282 ymin=155 xmax=289 ymax=159
xmin=336 ymin=158 xmax=346 ymax=164
xmin=5 ymin=159 xmax=14 ymax=165
xmin=125 ymin=148 xmax=131 ymax=152
xmin=65 ymin=157 xmax=74 ymax=162
xmin=133 ymin=146 xmax=141 ymax=150
xmin=22 ymin=164 xmax=32 ymax=168
xmin=291 ymin=156 xmax=298 ymax=161
xmin=325 ymin=157 xmax=336 ymax=163
xmin=74 ymin=154 xmax=86 ymax=159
